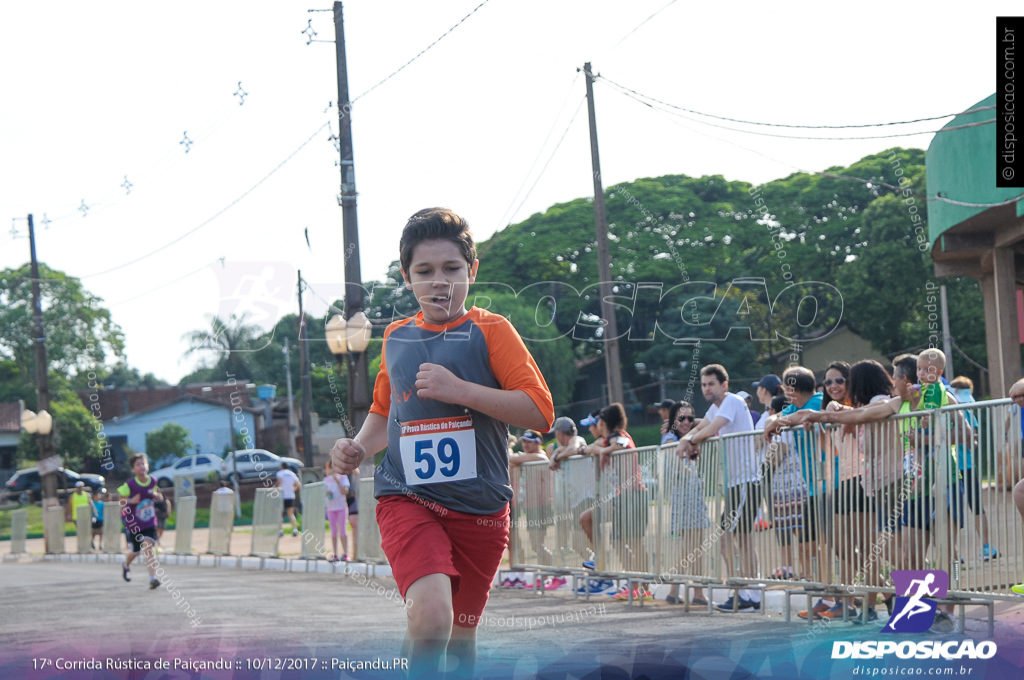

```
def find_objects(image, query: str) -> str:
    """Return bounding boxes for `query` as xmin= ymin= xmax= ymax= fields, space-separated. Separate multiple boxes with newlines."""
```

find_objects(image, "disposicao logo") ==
xmin=881 ymin=570 xmax=948 ymax=634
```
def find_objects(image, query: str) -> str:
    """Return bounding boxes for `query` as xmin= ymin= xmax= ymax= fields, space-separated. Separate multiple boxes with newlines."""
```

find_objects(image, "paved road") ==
xmin=2 ymin=557 xmax=1024 ymax=679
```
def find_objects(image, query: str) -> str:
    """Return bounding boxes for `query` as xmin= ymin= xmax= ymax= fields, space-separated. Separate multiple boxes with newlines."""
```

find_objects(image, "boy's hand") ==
xmin=415 ymin=363 xmax=465 ymax=403
xmin=331 ymin=438 xmax=366 ymax=475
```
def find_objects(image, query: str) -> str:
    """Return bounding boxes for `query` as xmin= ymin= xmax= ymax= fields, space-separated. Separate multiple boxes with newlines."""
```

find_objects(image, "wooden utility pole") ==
xmin=27 ymin=214 xmax=57 ymax=504
xmin=297 ymin=272 xmax=314 ymax=467
xmin=333 ymin=2 xmax=372 ymax=471
xmin=583 ymin=63 xmax=625 ymax=406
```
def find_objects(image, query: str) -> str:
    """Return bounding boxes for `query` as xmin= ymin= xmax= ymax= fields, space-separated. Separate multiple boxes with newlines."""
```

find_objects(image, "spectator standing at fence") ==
xmin=678 ymin=364 xmax=761 ymax=611
xmin=664 ymin=401 xmax=710 ymax=606
xmin=949 ymin=376 xmax=996 ymax=562
xmin=1009 ymin=379 xmax=1024 ymax=595
xmin=276 ymin=463 xmax=301 ymax=537
xmin=347 ymin=469 xmax=359 ymax=561
xmin=324 ymin=460 xmax=351 ymax=562
xmin=329 ymin=208 xmax=554 ymax=677
xmin=547 ymin=417 xmax=587 ymax=470
xmin=509 ymin=430 xmax=553 ymax=564
xmin=763 ymin=394 xmax=803 ymax=582
xmin=777 ymin=367 xmax=824 ymax=584
xmin=118 ymin=452 xmax=163 ymax=589
xmin=579 ymin=409 xmax=601 ymax=443
xmin=92 ymin=491 xmax=107 ymax=550
xmin=658 ymin=399 xmax=676 ymax=445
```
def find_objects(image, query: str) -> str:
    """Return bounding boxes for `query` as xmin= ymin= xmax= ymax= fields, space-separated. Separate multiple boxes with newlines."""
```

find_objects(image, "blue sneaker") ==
xmin=851 ymin=607 xmax=878 ymax=624
xmin=575 ymin=579 xmax=613 ymax=595
xmin=716 ymin=595 xmax=758 ymax=612
xmin=582 ymin=560 xmax=595 ymax=570
xmin=982 ymin=545 xmax=998 ymax=562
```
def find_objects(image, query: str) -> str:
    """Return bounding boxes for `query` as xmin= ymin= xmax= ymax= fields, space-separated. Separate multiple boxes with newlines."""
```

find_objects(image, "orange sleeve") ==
xmin=368 ymin=324 xmax=394 ymax=419
xmin=477 ymin=310 xmax=555 ymax=430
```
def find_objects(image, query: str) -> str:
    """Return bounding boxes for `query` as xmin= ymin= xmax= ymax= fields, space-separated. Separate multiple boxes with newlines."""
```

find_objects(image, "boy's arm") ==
xmin=331 ymin=412 xmax=390 ymax=475
xmin=414 ymin=363 xmax=549 ymax=431
xmin=808 ymin=397 xmax=902 ymax=425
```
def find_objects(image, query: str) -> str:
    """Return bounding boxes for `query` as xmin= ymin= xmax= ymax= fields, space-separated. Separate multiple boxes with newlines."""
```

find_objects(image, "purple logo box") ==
xmin=881 ymin=570 xmax=949 ymax=634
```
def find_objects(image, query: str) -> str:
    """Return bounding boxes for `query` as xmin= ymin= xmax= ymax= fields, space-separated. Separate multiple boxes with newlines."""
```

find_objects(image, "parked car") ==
xmin=3 ymin=467 xmax=107 ymax=505
xmin=222 ymin=449 xmax=303 ymax=483
xmin=149 ymin=453 xmax=224 ymax=488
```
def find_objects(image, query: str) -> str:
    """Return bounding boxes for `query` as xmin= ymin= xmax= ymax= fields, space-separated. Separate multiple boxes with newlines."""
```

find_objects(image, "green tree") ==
xmin=0 ymin=263 xmax=125 ymax=386
xmin=182 ymin=313 xmax=268 ymax=381
xmin=17 ymin=390 xmax=105 ymax=473
xmin=145 ymin=422 xmax=194 ymax=458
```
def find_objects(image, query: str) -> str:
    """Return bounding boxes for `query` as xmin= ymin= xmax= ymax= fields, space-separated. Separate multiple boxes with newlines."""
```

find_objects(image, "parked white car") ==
xmin=222 ymin=449 xmax=303 ymax=483
xmin=150 ymin=453 xmax=224 ymax=488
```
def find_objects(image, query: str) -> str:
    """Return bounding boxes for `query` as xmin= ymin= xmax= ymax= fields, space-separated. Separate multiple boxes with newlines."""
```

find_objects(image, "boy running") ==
xmin=118 ymin=452 xmax=163 ymax=589
xmin=330 ymin=208 xmax=553 ymax=677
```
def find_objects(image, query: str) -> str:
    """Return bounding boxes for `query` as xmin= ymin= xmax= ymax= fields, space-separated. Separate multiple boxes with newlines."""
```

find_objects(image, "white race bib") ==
xmin=399 ymin=415 xmax=478 ymax=486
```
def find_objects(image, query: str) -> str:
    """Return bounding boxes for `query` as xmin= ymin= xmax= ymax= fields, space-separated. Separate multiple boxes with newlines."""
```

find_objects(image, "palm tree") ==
xmin=182 ymin=313 xmax=268 ymax=380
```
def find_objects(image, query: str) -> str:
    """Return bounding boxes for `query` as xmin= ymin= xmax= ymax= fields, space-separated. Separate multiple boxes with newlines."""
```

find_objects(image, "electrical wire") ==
xmin=598 ymin=74 xmax=996 ymax=130
xmin=108 ymin=259 xmax=224 ymax=307
xmin=79 ymin=122 xmax=330 ymax=280
xmin=351 ymin=0 xmax=494 ymax=104
xmin=606 ymin=0 xmax=679 ymax=51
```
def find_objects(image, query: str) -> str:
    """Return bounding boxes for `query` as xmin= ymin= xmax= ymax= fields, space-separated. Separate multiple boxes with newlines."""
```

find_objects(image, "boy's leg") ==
xmin=404 ymin=573 xmax=454 ymax=676
xmin=447 ymin=625 xmax=477 ymax=679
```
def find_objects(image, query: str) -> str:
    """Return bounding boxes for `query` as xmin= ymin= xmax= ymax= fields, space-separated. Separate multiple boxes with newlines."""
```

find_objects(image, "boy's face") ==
xmin=132 ymin=457 xmax=148 ymax=477
xmin=401 ymin=239 xmax=478 ymax=325
xmin=917 ymin=355 xmax=943 ymax=384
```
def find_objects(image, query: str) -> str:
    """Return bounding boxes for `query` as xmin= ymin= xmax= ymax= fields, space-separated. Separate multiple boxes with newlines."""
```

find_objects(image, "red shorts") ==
xmin=376 ymin=495 xmax=509 ymax=628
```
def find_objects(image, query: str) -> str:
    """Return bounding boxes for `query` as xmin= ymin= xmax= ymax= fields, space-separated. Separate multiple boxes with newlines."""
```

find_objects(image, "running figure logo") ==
xmin=881 ymin=570 xmax=949 ymax=634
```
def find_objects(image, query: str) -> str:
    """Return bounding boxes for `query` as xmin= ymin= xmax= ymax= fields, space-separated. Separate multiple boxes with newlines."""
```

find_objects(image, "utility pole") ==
xmin=297 ymin=272 xmax=314 ymax=467
xmin=27 ymin=215 xmax=57 ymax=505
xmin=583 ymin=62 xmax=625 ymax=406
xmin=333 ymin=1 xmax=372 ymax=472
xmin=283 ymin=337 xmax=298 ymax=459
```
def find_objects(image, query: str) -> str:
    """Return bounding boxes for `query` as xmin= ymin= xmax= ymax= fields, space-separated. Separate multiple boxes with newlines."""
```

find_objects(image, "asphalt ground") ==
xmin=3 ymin=555 xmax=1024 ymax=680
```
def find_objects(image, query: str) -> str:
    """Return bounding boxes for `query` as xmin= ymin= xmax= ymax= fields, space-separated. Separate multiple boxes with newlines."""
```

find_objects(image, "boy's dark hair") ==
xmin=770 ymin=394 xmax=787 ymax=413
xmin=892 ymin=353 xmax=919 ymax=384
xmin=700 ymin=364 xmax=729 ymax=384
xmin=399 ymin=208 xmax=477 ymax=273
xmin=127 ymin=452 xmax=148 ymax=468
xmin=782 ymin=366 xmax=816 ymax=395
xmin=599 ymin=402 xmax=628 ymax=433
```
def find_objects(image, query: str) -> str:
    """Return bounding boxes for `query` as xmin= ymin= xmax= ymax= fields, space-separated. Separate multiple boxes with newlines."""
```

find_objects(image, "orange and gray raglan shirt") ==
xmin=370 ymin=307 xmax=554 ymax=515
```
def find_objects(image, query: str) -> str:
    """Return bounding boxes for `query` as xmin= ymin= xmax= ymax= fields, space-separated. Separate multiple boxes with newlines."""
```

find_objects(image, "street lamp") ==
xmin=21 ymin=408 xmax=57 ymax=502
xmin=325 ymin=312 xmax=372 ymax=442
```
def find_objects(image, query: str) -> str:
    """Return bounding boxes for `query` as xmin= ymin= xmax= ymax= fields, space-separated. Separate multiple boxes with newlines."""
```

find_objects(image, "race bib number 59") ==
xmin=399 ymin=416 xmax=478 ymax=486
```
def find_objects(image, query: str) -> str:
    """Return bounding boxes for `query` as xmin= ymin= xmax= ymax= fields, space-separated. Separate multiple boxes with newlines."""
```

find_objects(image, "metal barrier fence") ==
xmin=173 ymin=496 xmax=197 ymax=555
xmin=301 ymin=482 xmax=327 ymax=560
xmin=11 ymin=508 xmax=27 ymax=554
xmin=505 ymin=397 xmax=1023 ymax=604
xmin=208 ymin=492 xmax=235 ymax=555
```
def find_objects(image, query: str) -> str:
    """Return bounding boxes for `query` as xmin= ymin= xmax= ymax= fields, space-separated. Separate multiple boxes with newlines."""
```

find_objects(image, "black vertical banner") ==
xmin=997 ymin=17 xmax=1024 ymax=187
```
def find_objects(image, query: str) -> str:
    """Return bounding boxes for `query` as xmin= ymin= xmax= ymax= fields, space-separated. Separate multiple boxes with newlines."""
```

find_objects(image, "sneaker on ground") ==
xmin=851 ymin=607 xmax=879 ymax=624
xmin=612 ymin=586 xmax=652 ymax=601
xmin=1012 ymin=583 xmax=1024 ymax=596
xmin=544 ymin=576 xmax=568 ymax=590
xmin=797 ymin=599 xmax=830 ymax=620
xmin=121 ymin=564 xmax=131 ymax=582
xmin=575 ymin=579 xmax=613 ymax=595
xmin=716 ymin=595 xmax=758 ymax=611
xmin=582 ymin=560 xmax=596 ymax=570
xmin=149 ymin=579 xmax=161 ymax=590
xmin=982 ymin=545 xmax=999 ymax=562
xmin=929 ymin=611 xmax=955 ymax=634
xmin=279 ymin=530 xmax=284 ymax=537
xmin=819 ymin=603 xmax=857 ymax=620
xmin=292 ymin=529 xmax=298 ymax=537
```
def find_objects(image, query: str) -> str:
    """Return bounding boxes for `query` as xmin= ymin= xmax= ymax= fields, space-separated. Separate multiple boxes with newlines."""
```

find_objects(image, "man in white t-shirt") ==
xmin=678 ymin=364 xmax=760 ymax=611
xmin=276 ymin=463 xmax=302 ymax=537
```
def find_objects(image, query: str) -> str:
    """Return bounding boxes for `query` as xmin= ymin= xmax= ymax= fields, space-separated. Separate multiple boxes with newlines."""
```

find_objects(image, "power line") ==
xmin=108 ymin=259 xmax=224 ymax=307
xmin=351 ymin=0 xmax=494 ymax=104
xmin=606 ymin=0 xmax=679 ymax=51
xmin=598 ymin=74 xmax=996 ymax=130
xmin=80 ymin=122 xmax=330 ymax=280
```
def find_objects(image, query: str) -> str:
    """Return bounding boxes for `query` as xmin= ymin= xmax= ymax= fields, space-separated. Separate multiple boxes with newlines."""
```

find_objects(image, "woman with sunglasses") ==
xmin=664 ymin=401 xmax=710 ymax=606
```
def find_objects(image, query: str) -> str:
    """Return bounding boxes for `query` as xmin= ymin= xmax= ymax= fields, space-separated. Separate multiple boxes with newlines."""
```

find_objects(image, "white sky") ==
xmin=0 ymin=0 xmax=1013 ymax=384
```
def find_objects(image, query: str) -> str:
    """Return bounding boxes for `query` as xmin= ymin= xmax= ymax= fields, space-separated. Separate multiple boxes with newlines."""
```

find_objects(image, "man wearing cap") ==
xmin=69 ymin=480 xmax=96 ymax=526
